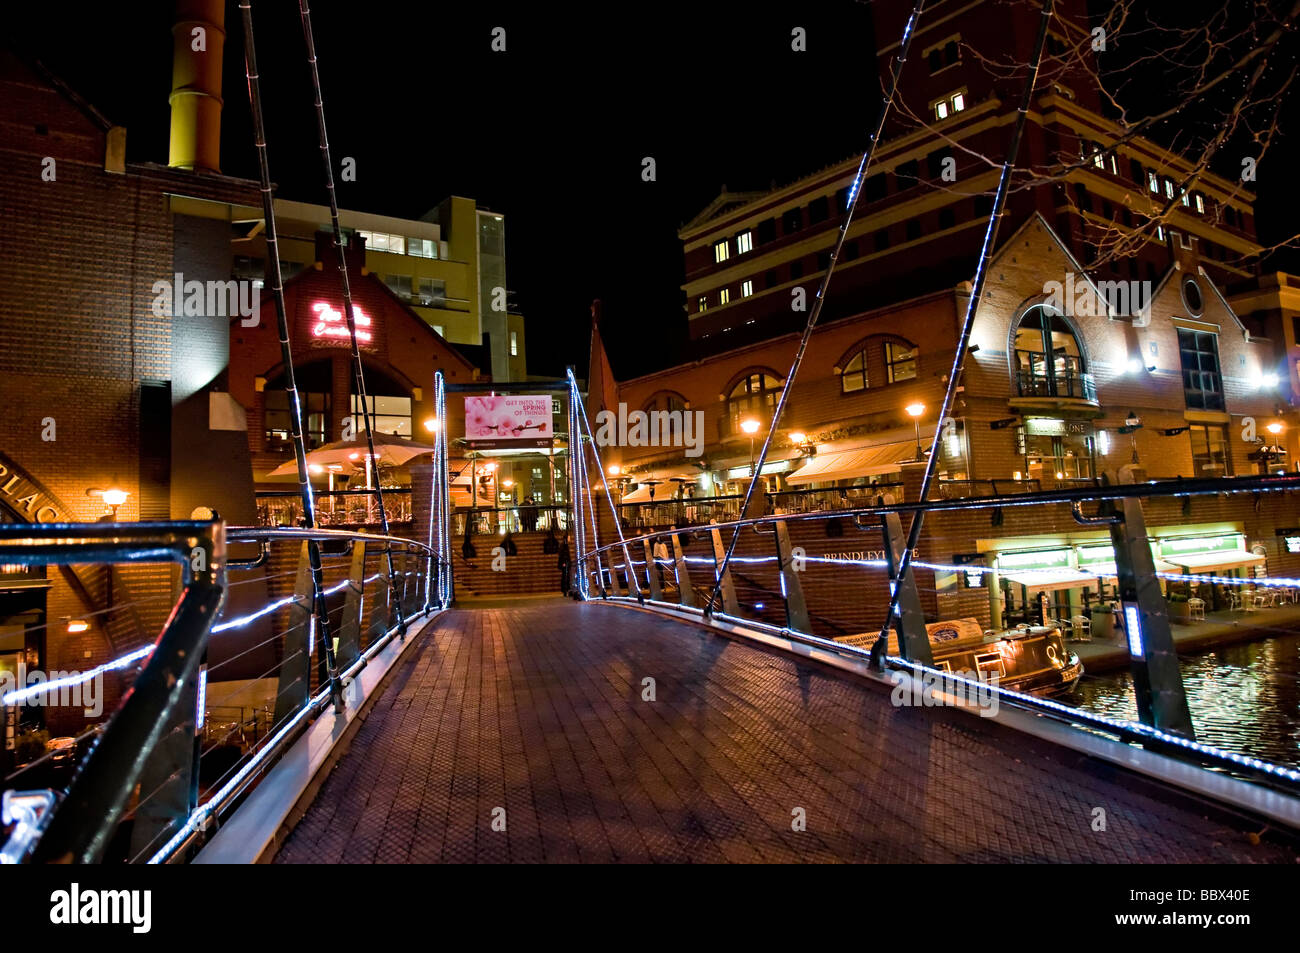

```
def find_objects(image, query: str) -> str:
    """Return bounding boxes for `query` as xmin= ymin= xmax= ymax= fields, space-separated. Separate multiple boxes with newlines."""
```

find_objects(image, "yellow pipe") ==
xmin=168 ymin=0 xmax=225 ymax=173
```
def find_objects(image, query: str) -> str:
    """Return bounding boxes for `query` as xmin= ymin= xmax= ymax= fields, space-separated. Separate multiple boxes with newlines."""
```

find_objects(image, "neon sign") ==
xmin=311 ymin=301 xmax=373 ymax=344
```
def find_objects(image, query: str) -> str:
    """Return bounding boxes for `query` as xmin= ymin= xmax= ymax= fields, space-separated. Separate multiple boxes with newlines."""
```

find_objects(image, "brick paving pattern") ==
xmin=275 ymin=600 xmax=1299 ymax=863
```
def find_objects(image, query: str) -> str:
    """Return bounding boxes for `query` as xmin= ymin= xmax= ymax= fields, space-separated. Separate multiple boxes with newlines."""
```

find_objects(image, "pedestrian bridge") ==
xmin=5 ymin=433 xmax=1300 ymax=863
xmin=257 ymin=599 xmax=1295 ymax=864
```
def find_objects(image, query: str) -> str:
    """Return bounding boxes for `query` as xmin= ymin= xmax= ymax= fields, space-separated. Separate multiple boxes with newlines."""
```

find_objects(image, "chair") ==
xmin=1187 ymin=598 xmax=1205 ymax=621
xmin=1069 ymin=614 xmax=1091 ymax=642
xmin=1227 ymin=590 xmax=1243 ymax=611
xmin=1254 ymin=590 xmax=1271 ymax=609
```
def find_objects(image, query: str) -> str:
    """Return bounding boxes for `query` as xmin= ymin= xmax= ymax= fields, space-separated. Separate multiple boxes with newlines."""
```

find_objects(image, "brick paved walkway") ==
xmin=274 ymin=600 xmax=1298 ymax=863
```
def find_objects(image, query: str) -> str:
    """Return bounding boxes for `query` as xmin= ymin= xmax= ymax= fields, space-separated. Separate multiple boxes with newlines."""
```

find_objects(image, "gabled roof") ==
xmin=681 ymin=189 xmax=770 ymax=231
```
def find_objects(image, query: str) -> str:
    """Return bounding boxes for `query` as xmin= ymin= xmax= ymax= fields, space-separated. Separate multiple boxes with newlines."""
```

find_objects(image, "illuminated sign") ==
xmin=311 ymin=301 xmax=374 ymax=346
xmin=997 ymin=548 xmax=1070 ymax=570
xmin=1157 ymin=534 xmax=1243 ymax=557
xmin=1286 ymin=537 xmax=1300 ymax=555
xmin=464 ymin=395 xmax=555 ymax=449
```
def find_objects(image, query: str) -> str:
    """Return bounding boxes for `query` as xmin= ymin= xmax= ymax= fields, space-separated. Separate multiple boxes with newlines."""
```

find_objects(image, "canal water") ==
xmin=1070 ymin=632 xmax=1300 ymax=769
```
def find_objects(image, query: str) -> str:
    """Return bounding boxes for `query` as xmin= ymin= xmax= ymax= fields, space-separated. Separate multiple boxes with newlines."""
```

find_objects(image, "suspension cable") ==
xmin=872 ymin=0 xmax=1057 ymax=664
xmin=704 ymin=0 xmax=929 ymax=618
xmin=237 ymin=0 xmax=341 ymax=706
xmin=297 ymin=0 xmax=407 ymax=638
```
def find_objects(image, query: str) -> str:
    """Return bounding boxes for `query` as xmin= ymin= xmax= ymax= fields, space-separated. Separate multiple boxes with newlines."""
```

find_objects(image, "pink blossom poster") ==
xmin=463 ymin=395 xmax=554 ymax=449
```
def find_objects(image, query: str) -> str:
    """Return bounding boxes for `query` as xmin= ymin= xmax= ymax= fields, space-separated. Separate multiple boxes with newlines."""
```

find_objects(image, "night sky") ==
xmin=12 ymin=1 xmax=1299 ymax=379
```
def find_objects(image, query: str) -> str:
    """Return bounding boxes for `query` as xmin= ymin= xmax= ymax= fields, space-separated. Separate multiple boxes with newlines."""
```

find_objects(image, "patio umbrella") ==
xmin=267 ymin=431 xmax=438 ymax=477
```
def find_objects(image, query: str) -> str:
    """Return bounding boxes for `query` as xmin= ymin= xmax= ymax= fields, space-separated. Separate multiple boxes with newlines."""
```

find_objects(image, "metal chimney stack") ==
xmin=167 ymin=0 xmax=225 ymax=172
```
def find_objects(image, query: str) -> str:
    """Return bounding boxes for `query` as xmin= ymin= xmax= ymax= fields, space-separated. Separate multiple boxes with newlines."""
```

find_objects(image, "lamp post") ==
xmin=906 ymin=402 xmax=925 ymax=461
xmin=1120 ymin=411 xmax=1143 ymax=464
xmin=87 ymin=484 xmax=129 ymax=521
xmin=741 ymin=418 xmax=761 ymax=477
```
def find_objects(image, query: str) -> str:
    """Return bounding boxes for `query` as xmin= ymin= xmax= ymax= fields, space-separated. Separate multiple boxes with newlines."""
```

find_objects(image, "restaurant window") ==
xmin=885 ymin=340 xmax=918 ymax=383
xmin=726 ymin=370 xmax=782 ymax=432
xmin=1012 ymin=305 xmax=1092 ymax=400
xmin=1189 ymin=424 xmax=1230 ymax=476
xmin=352 ymin=394 xmax=412 ymax=438
xmin=1176 ymin=328 xmax=1224 ymax=410
xmin=265 ymin=390 xmax=330 ymax=450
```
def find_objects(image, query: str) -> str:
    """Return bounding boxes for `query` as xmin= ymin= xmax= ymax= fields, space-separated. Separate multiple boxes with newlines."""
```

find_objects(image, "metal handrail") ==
xmin=0 ymin=519 xmax=445 ymax=864
xmin=582 ymin=472 xmax=1300 ymax=558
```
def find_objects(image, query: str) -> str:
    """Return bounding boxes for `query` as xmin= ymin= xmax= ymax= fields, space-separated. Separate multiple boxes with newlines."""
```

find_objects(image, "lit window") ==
xmin=1091 ymin=143 xmax=1105 ymax=169
xmin=1194 ymin=193 xmax=1205 ymax=214
xmin=1181 ymin=189 xmax=1190 ymax=207
xmin=1147 ymin=171 xmax=1159 ymax=194
xmin=737 ymin=231 xmax=753 ymax=255
xmin=1164 ymin=178 xmax=1175 ymax=199
xmin=1156 ymin=225 xmax=1165 ymax=242
xmin=932 ymin=90 xmax=966 ymax=122
xmin=719 ymin=288 xmax=731 ymax=305
xmin=510 ymin=331 xmax=518 ymax=356
xmin=433 ymin=325 xmax=444 ymax=336
xmin=407 ymin=238 xmax=439 ymax=259
xmin=741 ymin=279 xmax=754 ymax=298
xmin=698 ymin=296 xmax=708 ymax=312
xmin=359 ymin=230 xmax=405 ymax=255
xmin=841 ymin=349 xmax=869 ymax=393
xmin=714 ymin=239 xmax=730 ymax=263
xmin=885 ymin=340 xmax=919 ymax=383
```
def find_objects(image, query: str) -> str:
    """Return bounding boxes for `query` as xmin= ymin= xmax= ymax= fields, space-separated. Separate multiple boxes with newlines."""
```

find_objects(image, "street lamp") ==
xmin=906 ymin=402 xmax=926 ymax=461
xmin=741 ymin=418 xmax=761 ymax=476
xmin=87 ymin=484 xmax=129 ymax=520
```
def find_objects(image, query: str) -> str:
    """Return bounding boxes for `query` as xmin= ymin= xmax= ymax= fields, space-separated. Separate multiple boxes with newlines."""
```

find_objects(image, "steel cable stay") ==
xmin=872 ymin=0 xmax=1057 ymax=670
xmin=297 ymin=0 xmax=408 ymax=640
xmin=704 ymin=0 xmax=930 ymax=620
xmin=236 ymin=0 xmax=343 ymax=710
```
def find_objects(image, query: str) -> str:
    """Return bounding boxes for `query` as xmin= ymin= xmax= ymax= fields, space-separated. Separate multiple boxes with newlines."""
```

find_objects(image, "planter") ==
xmin=1166 ymin=601 xmax=1192 ymax=625
xmin=1090 ymin=609 xmax=1117 ymax=641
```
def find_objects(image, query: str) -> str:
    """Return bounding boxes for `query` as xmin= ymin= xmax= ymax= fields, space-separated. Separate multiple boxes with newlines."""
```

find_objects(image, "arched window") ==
xmin=841 ymin=350 xmax=869 ymax=393
xmin=837 ymin=335 xmax=918 ymax=394
xmin=642 ymin=390 xmax=689 ymax=415
xmin=725 ymin=370 xmax=782 ymax=432
xmin=1012 ymin=305 xmax=1090 ymax=399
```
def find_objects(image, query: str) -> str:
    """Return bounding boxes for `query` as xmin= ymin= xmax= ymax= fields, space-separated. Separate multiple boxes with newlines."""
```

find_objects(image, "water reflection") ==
xmin=1070 ymin=633 xmax=1300 ymax=769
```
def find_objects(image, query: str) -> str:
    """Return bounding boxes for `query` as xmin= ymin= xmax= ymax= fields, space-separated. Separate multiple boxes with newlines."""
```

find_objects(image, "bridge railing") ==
xmin=579 ymin=472 xmax=1300 ymax=793
xmin=0 ymin=520 xmax=444 ymax=864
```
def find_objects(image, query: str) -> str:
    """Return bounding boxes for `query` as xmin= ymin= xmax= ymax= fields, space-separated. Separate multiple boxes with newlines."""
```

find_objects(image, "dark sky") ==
xmin=12 ymin=1 xmax=1299 ymax=379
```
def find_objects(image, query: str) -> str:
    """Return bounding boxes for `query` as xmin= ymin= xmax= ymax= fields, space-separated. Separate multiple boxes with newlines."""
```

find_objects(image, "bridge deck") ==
xmin=275 ymin=600 xmax=1297 ymax=863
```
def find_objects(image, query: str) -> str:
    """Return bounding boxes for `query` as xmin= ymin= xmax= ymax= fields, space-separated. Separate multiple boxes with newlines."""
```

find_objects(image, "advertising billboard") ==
xmin=464 ymin=395 xmax=554 ymax=449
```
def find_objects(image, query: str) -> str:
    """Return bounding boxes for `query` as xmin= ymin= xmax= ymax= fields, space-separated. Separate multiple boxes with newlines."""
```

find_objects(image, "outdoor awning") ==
xmin=1002 ymin=568 xmax=1103 ymax=593
xmin=785 ymin=441 xmax=916 ymax=486
xmin=1086 ymin=559 xmax=1180 ymax=579
xmin=1167 ymin=551 xmax=1266 ymax=574
xmin=621 ymin=483 xmax=663 ymax=504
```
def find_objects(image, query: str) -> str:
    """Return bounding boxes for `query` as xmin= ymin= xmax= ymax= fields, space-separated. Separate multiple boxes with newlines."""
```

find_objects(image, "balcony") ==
xmin=1012 ymin=351 xmax=1098 ymax=405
